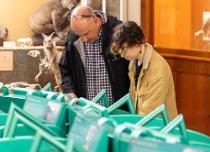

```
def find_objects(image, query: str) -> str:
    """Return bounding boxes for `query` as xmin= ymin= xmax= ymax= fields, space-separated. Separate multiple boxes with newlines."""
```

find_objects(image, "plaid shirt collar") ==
xmin=84 ymin=25 xmax=113 ymax=105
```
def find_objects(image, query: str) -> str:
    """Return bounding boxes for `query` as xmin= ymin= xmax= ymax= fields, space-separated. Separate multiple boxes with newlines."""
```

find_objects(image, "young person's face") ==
xmin=120 ymin=45 xmax=141 ymax=61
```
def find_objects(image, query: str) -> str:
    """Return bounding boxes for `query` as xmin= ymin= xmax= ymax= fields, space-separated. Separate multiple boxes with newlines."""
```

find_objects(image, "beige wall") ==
xmin=127 ymin=0 xmax=141 ymax=25
xmin=0 ymin=0 xmax=45 ymax=40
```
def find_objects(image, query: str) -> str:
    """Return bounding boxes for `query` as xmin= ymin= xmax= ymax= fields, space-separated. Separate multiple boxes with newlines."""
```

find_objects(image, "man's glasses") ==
xmin=69 ymin=14 xmax=94 ymax=21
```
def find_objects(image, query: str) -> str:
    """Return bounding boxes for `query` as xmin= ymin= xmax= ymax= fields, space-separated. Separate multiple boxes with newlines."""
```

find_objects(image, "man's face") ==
xmin=71 ymin=17 xmax=99 ymax=42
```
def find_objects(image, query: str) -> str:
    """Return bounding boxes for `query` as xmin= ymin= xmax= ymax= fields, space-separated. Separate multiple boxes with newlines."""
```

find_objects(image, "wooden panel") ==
xmin=154 ymin=0 xmax=192 ymax=49
xmin=174 ymin=72 xmax=209 ymax=134
xmin=158 ymin=48 xmax=210 ymax=135
xmin=141 ymin=0 xmax=154 ymax=44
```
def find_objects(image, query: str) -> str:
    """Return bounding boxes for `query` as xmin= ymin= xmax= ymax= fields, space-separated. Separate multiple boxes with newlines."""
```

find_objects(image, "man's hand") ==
xmin=64 ymin=92 xmax=78 ymax=102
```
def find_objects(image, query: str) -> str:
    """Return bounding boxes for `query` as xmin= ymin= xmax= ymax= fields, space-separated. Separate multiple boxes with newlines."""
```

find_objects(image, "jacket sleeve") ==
xmin=58 ymin=46 xmax=75 ymax=94
xmin=138 ymin=77 xmax=168 ymax=115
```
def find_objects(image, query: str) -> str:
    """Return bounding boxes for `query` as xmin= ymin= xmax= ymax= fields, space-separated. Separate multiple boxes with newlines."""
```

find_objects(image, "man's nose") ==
xmin=81 ymin=36 xmax=90 ymax=42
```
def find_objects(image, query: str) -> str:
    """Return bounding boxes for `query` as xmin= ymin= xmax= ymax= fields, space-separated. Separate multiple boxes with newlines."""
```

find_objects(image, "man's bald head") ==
xmin=71 ymin=6 xmax=95 ymax=18
xmin=70 ymin=6 xmax=102 ymax=42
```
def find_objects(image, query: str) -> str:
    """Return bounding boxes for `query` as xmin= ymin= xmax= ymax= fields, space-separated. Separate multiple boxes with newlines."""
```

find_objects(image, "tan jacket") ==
xmin=129 ymin=43 xmax=178 ymax=120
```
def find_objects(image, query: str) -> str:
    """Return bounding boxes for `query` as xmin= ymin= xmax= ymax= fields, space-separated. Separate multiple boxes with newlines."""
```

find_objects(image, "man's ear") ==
xmin=94 ymin=16 xmax=101 ymax=26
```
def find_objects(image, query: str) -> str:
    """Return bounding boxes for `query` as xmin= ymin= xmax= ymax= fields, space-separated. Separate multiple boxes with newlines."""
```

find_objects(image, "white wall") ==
xmin=80 ymin=0 xmax=141 ymax=24
xmin=127 ymin=0 xmax=141 ymax=25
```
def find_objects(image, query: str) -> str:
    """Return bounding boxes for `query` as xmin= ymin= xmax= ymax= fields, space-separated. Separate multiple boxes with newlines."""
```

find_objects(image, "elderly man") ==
xmin=59 ymin=6 xmax=130 ymax=105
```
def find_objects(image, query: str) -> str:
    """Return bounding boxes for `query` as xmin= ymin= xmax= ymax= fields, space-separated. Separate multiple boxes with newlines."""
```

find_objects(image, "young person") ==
xmin=111 ymin=21 xmax=178 ymax=119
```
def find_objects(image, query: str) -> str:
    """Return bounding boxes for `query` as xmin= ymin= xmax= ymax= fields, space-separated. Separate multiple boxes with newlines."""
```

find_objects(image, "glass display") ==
xmin=153 ymin=0 xmax=210 ymax=51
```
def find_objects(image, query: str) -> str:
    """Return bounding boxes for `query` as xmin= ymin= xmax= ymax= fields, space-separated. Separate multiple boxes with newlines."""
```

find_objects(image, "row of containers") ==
xmin=0 ymin=83 xmax=210 ymax=152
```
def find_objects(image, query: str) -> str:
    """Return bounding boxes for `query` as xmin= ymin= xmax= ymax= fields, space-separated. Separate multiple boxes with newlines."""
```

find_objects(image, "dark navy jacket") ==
xmin=59 ymin=16 xmax=130 ymax=101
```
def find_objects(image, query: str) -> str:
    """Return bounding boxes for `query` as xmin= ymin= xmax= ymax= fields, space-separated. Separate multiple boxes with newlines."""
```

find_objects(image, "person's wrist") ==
xmin=64 ymin=92 xmax=77 ymax=102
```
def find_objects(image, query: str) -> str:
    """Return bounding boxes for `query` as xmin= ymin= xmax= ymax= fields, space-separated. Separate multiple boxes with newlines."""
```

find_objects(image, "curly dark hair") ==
xmin=111 ymin=21 xmax=145 ymax=55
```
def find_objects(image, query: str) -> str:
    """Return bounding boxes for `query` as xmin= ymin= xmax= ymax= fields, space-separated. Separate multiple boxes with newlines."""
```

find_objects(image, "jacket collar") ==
xmin=142 ymin=43 xmax=153 ymax=70
xmin=101 ymin=20 xmax=112 ymax=56
xmin=129 ymin=43 xmax=154 ymax=72
xmin=74 ymin=38 xmax=85 ymax=66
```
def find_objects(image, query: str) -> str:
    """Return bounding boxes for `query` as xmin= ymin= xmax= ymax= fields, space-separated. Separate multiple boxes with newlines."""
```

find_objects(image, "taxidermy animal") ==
xmin=28 ymin=50 xmax=51 ymax=82
xmin=0 ymin=82 xmax=41 ymax=93
xmin=6 ymin=82 xmax=42 ymax=90
xmin=0 ymin=26 xmax=8 ymax=46
xmin=28 ymin=33 xmax=62 ymax=92
xmin=42 ymin=33 xmax=62 ymax=92
xmin=29 ymin=0 xmax=81 ymax=38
